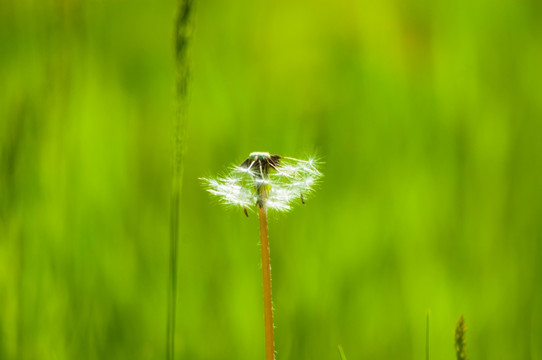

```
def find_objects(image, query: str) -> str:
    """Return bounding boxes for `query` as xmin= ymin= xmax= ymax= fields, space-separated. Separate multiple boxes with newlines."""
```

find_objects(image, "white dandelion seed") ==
xmin=202 ymin=152 xmax=322 ymax=214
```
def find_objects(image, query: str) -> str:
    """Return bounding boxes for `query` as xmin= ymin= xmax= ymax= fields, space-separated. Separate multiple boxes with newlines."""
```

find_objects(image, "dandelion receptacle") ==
xmin=202 ymin=152 xmax=321 ymax=360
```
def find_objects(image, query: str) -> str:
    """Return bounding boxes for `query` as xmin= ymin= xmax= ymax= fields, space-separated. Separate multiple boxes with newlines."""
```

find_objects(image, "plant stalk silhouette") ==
xmin=167 ymin=1 xmax=194 ymax=359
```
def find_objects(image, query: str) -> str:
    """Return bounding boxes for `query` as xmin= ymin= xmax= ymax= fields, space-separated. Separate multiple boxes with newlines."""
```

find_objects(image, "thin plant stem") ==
xmin=167 ymin=1 xmax=194 ymax=359
xmin=426 ymin=311 xmax=430 ymax=360
xmin=337 ymin=345 xmax=347 ymax=360
xmin=258 ymin=188 xmax=275 ymax=360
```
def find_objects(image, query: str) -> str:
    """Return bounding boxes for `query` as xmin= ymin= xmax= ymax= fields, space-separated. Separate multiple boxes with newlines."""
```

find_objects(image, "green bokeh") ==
xmin=1 ymin=0 xmax=541 ymax=359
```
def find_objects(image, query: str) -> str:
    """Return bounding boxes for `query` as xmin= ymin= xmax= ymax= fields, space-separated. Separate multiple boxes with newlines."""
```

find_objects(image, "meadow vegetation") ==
xmin=1 ymin=0 xmax=541 ymax=359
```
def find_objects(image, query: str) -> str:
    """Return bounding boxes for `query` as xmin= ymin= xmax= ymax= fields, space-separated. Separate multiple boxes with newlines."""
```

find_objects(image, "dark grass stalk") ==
xmin=455 ymin=315 xmax=467 ymax=360
xmin=258 ymin=187 xmax=275 ymax=360
xmin=167 ymin=1 xmax=194 ymax=359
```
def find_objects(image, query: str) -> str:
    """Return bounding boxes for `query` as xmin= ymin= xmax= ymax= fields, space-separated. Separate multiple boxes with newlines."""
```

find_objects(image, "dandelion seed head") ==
xmin=202 ymin=152 xmax=322 ymax=213
xmin=249 ymin=151 xmax=271 ymax=158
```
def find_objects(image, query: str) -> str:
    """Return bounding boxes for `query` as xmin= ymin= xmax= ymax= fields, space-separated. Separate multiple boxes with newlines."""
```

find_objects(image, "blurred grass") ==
xmin=1 ymin=0 xmax=541 ymax=359
xmin=167 ymin=0 xmax=194 ymax=359
xmin=338 ymin=345 xmax=347 ymax=360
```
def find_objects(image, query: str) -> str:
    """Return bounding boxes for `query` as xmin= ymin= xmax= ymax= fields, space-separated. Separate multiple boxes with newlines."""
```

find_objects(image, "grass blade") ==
xmin=167 ymin=1 xmax=194 ymax=359
xmin=338 ymin=345 xmax=347 ymax=360
xmin=426 ymin=311 xmax=430 ymax=360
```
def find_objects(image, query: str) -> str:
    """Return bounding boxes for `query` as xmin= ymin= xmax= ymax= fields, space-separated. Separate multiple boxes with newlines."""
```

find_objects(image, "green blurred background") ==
xmin=1 ymin=0 xmax=541 ymax=359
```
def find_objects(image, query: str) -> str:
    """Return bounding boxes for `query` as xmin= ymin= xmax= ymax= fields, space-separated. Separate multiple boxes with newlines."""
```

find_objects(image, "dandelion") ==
xmin=203 ymin=152 xmax=321 ymax=215
xmin=202 ymin=152 xmax=322 ymax=360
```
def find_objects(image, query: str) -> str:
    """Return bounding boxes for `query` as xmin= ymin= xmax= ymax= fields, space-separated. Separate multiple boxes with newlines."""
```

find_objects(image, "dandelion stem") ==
xmin=258 ymin=187 xmax=275 ymax=360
